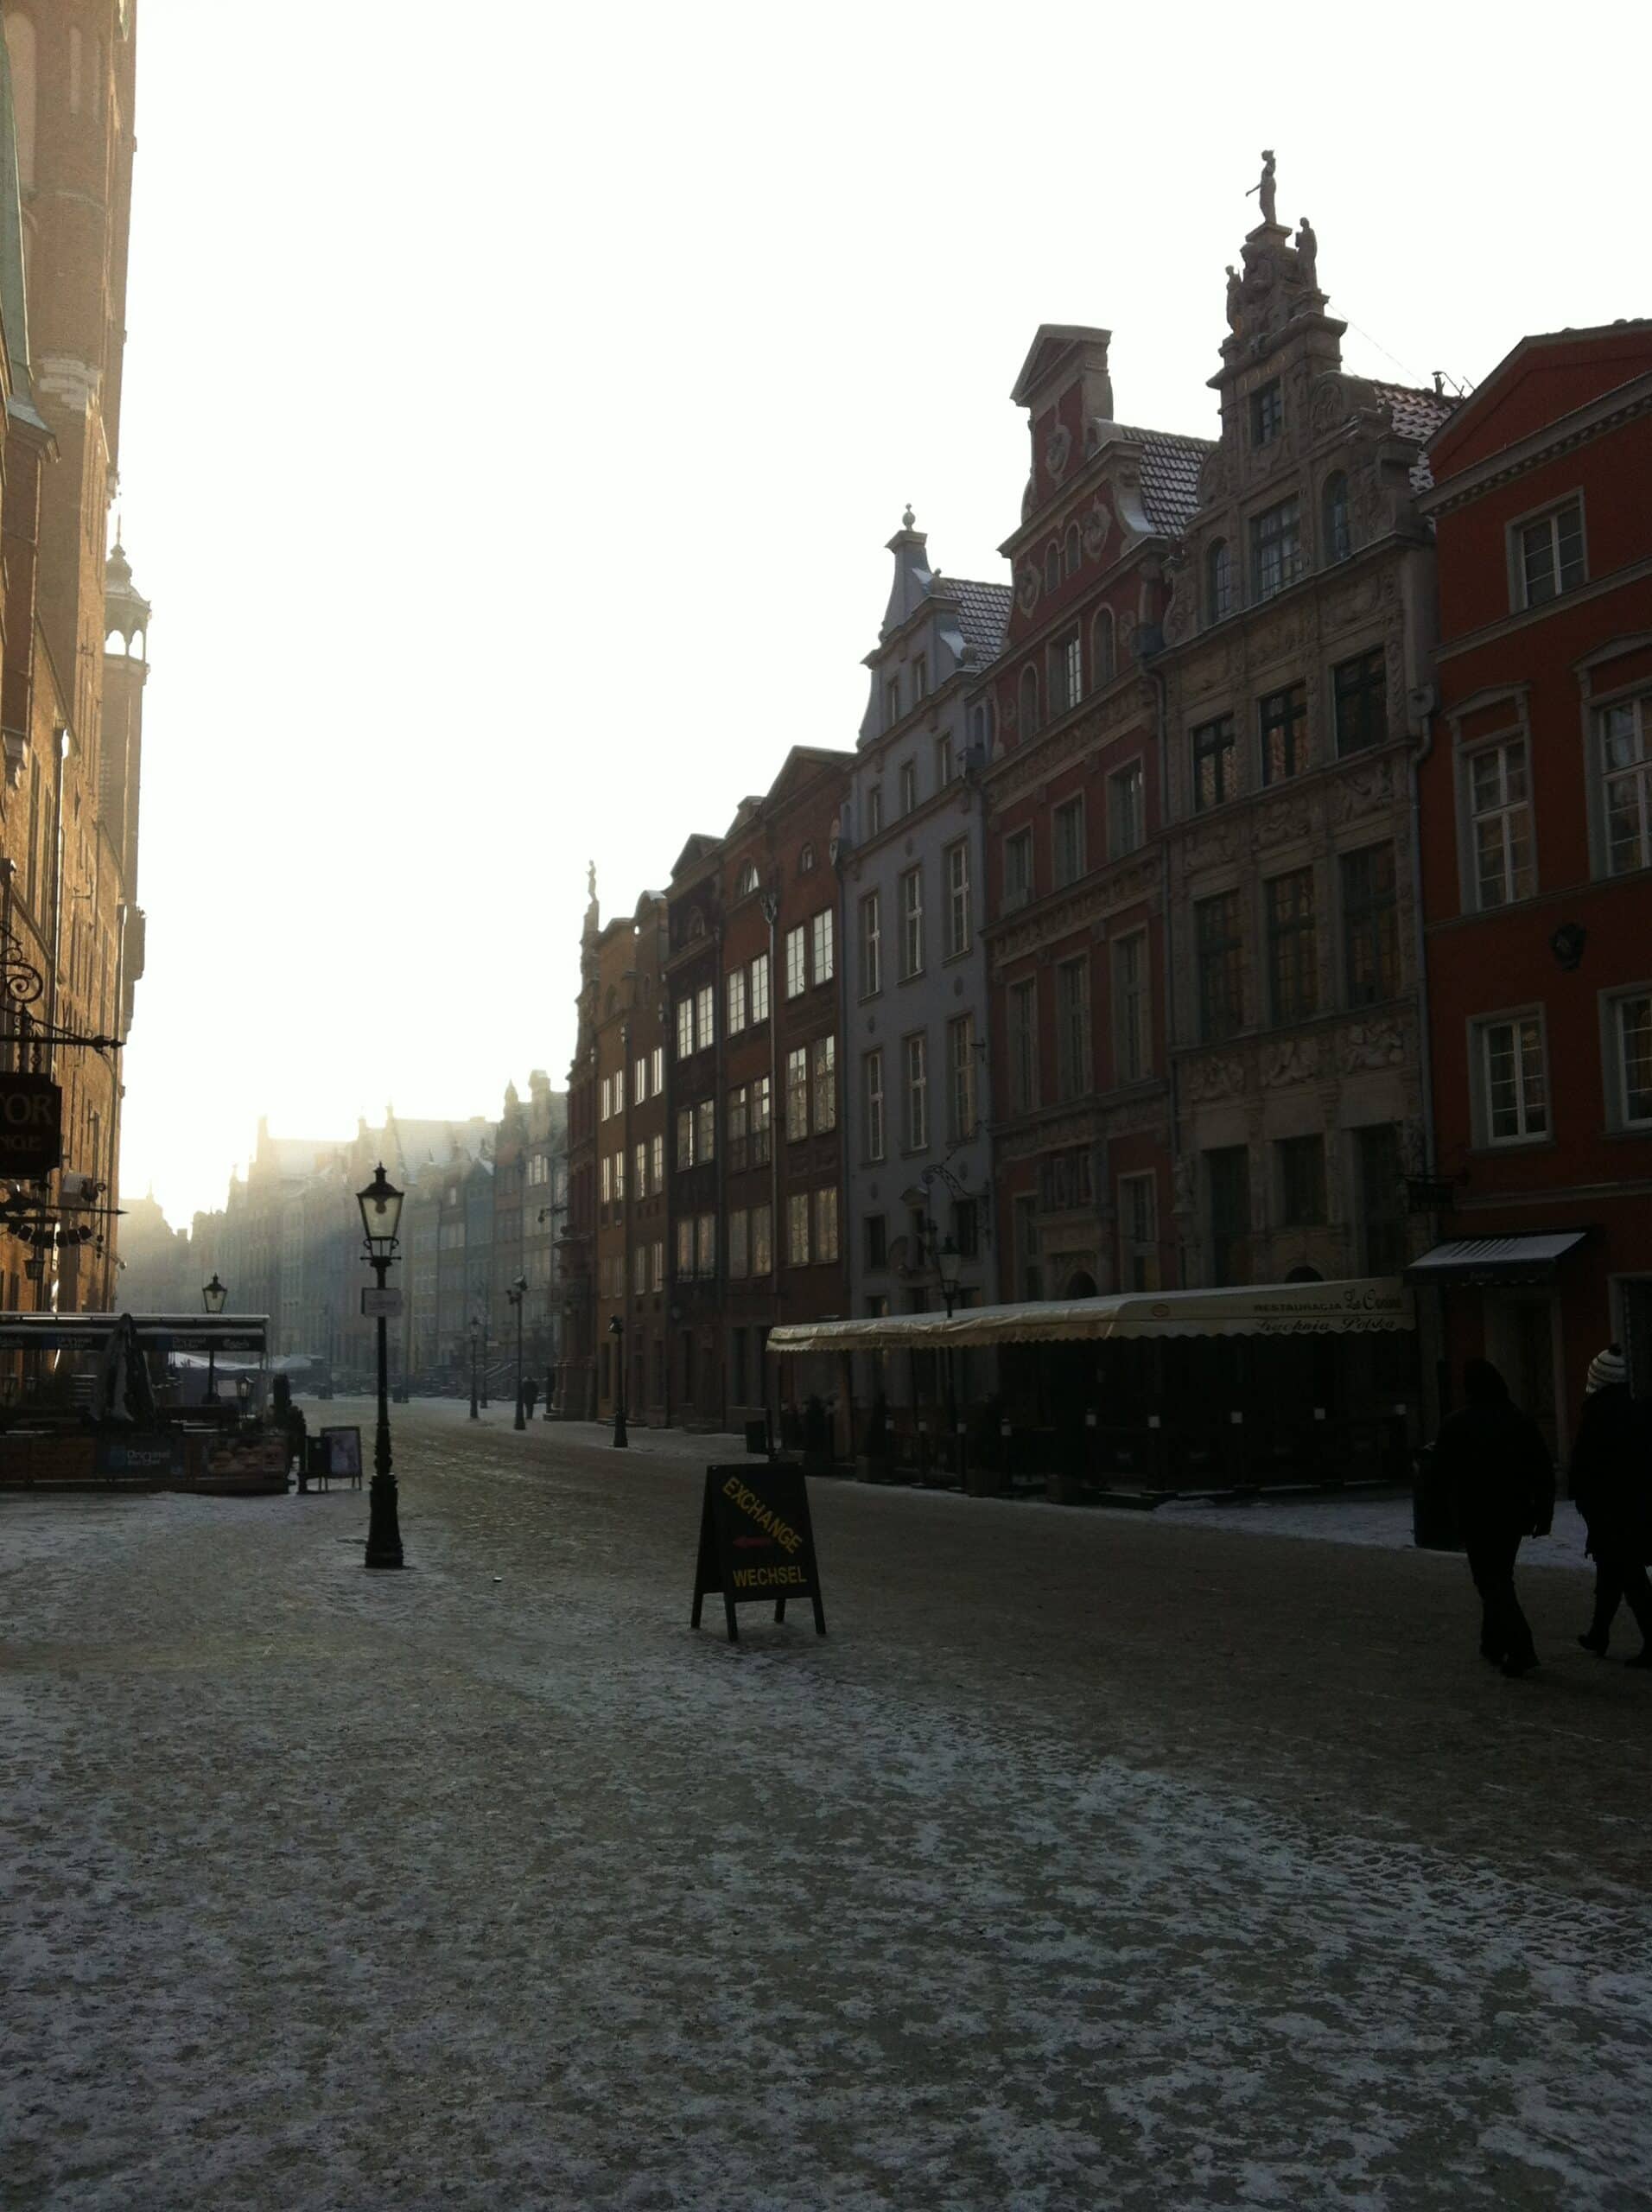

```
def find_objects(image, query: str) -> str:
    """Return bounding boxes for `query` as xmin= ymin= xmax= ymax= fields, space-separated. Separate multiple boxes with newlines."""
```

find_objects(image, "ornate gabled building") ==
xmin=982 ymin=325 xmax=1210 ymax=1307
xmin=1153 ymin=188 xmax=1453 ymax=1294
xmin=842 ymin=512 xmax=1008 ymax=1422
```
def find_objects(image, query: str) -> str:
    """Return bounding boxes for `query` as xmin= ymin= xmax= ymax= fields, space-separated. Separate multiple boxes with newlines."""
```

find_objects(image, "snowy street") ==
xmin=4 ymin=1399 xmax=1651 ymax=2211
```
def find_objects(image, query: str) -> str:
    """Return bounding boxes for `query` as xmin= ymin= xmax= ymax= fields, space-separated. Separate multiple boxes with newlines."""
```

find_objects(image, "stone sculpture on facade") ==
xmin=1247 ymin=149 xmax=1277 ymax=227
xmin=1296 ymin=217 xmax=1318 ymax=291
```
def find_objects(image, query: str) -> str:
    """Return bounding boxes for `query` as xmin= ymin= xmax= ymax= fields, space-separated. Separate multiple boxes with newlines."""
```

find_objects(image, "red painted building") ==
xmin=1414 ymin=322 xmax=1652 ymax=1446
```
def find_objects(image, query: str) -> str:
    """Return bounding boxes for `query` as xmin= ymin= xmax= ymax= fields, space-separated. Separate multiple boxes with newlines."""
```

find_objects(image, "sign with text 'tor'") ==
xmin=691 ymin=1463 xmax=827 ymax=1644
xmin=360 ymin=1287 xmax=403 ymax=1319
xmin=0 ymin=1073 xmax=61 ymax=1175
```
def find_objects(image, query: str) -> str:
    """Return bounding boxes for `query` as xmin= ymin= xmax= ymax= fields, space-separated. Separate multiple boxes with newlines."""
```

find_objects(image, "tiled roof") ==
xmin=1370 ymin=382 xmax=1460 ymax=492
xmin=1115 ymin=426 xmax=1217 ymax=534
xmin=944 ymin=576 xmax=1013 ymax=664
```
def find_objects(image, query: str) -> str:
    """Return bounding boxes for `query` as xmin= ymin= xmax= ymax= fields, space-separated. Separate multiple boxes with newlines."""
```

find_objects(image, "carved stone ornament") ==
xmin=1337 ymin=1019 xmax=1405 ymax=1073
xmin=1185 ymin=1055 xmax=1248 ymax=1104
xmin=1045 ymin=423 xmax=1073 ymax=481
xmin=1261 ymin=1036 xmax=1320 ymax=1087
xmin=1083 ymin=499 xmax=1114 ymax=563
xmin=1200 ymin=447 xmax=1233 ymax=502
xmin=1162 ymin=574 xmax=1194 ymax=646
xmin=1016 ymin=564 xmax=1040 ymax=616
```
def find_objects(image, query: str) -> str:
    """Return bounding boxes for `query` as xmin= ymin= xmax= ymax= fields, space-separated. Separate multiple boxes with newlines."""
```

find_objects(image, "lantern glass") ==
xmin=937 ymin=1236 xmax=962 ymax=1296
xmin=357 ymin=1163 xmax=404 ymax=1255
xmin=202 ymin=1273 xmax=228 ymax=1315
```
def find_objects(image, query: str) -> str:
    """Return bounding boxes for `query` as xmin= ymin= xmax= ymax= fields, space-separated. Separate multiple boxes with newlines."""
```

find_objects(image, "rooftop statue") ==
xmin=1225 ymin=264 xmax=1242 ymax=334
xmin=1296 ymin=215 xmax=1318 ymax=290
xmin=1246 ymin=149 xmax=1277 ymax=227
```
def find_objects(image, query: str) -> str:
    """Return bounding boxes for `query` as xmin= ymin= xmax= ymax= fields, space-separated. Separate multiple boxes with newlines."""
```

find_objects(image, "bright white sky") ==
xmin=115 ymin=0 xmax=1645 ymax=1230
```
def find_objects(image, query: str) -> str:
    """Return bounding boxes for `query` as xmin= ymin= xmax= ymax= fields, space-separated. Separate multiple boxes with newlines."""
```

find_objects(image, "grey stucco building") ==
xmin=839 ymin=512 xmax=1010 ymax=1425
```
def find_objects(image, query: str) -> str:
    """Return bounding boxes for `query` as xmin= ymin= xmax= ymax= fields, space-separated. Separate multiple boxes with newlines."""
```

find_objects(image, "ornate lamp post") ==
xmin=356 ymin=1163 xmax=405 ymax=1570
xmin=507 ymin=1274 xmax=528 ymax=1430
xmin=469 ymin=1317 xmax=480 ymax=1421
xmin=201 ymin=1272 xmax=227 ymax=1403
xmin=608 ymin=1313 xmax=627 ymax=1448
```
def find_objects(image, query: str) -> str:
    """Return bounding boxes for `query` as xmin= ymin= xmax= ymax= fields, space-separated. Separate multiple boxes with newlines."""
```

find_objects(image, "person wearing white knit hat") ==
xmin=1570 ymin=1344 xmax=1652 ymax=1664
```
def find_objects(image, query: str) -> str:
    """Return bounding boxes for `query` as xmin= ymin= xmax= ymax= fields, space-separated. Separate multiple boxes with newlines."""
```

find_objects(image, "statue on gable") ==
xmin=1296 ymin=216 xmax=1318 ymax=291
xmin=1245 ymin=149 xmax=1277 ymax=227
xmin=586 ymin=859 xmax=596 ymax=903
xmin=1224 ymin=264 xmax=1242 ymax=335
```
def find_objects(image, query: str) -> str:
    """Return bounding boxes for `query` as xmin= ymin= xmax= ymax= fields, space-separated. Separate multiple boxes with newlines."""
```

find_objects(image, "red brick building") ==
xmin=1414 ymin=321 xmax=1652 ymax=1443
xmin=663 ymin=832 xmax=724 ymax=1427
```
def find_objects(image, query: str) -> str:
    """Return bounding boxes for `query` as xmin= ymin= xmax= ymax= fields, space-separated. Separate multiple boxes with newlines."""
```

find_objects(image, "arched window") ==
xmin=1091 ymin=608 xmax=1115 ymax=688
xmin=4 ymin=13 xmax=36 ymax=187
xmin=969 ymin=699 xmax=994 ymax=755
xmin=1045 ymin=541 xmax=1061 ymax=595
xmin=1205 ymin=537 xmax=1232 ymax=625
xmin=1019 ymin=664 xmax=1040 ymax=736
xmin=799 ymin=842 xmax=816 ymax=874
xmin=1064 ymin=523 xmax=1081 ymax=577
xmin=737 ymin=859 xmax=759 ymax=897
xmin=1323 ymin=473 xmax=1351 ymax=564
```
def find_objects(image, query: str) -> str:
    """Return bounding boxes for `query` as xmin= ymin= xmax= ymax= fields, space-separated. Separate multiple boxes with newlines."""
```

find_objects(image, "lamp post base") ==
xmin=364 ymin=1470 xmax=404 ymax=1569
xmin=613 ymin=1409 xmax=628 ymax=1448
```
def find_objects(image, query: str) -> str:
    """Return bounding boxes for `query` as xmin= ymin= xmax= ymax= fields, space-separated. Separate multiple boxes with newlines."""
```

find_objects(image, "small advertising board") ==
xmin=0 ymin=1072 xmax=62 ymax=1176
xmin=690 ymin=1463 xmax=827 ymax=1644
xmin=95 ymin=1432 xmax=185 ymax=1483
xmin=320 ymin=1425 xmax=364 ymax=1487
xmin=360 ymin=1287 xmax=403 ymax=1319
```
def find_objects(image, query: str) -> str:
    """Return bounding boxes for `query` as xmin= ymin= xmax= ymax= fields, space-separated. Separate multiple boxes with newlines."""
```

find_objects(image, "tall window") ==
xmin=1206 ymin=538 xmax=1233 ymax=624
xmin=944 ymin=841 xmax=970 ymax=957
xmin=1471 ymin=739 xmax=1534 ymax=908
xmin=1613 ymin=993 xmax=1652 ymax=1127
xmin=600 ymin=1075 xmax=612 ymax=1122
xmin=1055 ymin=957 xmax=1090 ymax=1099
xmin=1357 ymin=1124 xmax=1406 ymax=1273
xmin=613 ymin=1066 xmax=626 ymax=1115
xmin=811 ymin=1034 xmax=836 ymax=1132
xmin=1117 ymin=1172 xmax=1159 ymax=1292
xmin=912 ymin=653 xmax=928 ymax=701
xmin=727 ymin=1084 xmax=747 ymax=1172
xmin=860 ymin=890 xmax=881 ymax=996
xmin=1064 ymin=522 xmax=1081 ymax=576
xmin=677 ymin=1217 xmax=694 ymax=1280
xmin=814 ymin=1187 xmax=839 ymax=1264
xmin=1109 ymin=762 xmax=1144 ymax=857
xmin=1052 ymin=631 xmax=1083 ymax=715
xmin=651 ymin=1240 xmax=665 ymax=1294
xmin=696 ymin=1213 xmax=716 ymax=1278
xmin=946 ymin=1014 xmax=976 ymax=1141
xmin=1008 ymin=978 xmax=1039 ymax=1112
xmin=785 ymin=925 xmax=807 ymax=999
xmin=1341 ymin=844 xmax=1398 ymax=1006
xmin=899 ymin=760 xmax=918 ymax=815
xmin=1277 ymin=1134 xmax=1326 ymax=1226
xmin=651 ymin=1132 xmax=664 ymax=1191
xmin=676 ymin=999 xmax=694 ymax=1059
xmin=694 ymin=1098 xmax=715 ymax=1163
xmin=1260 ymin=683 xmax=1306 ymax=783
xmin=737 ymin=858 xmax=760 ymax=897
xmin=864 ymin=1049 xmax=886 ymax=1161
xmin=1045 ymin=541 xmax=1061 ymax=595
xmin=1193 ymin=715 xmax=1237 ymax=811
xmin=1517 ymin=499 xmax=1585 ymax=607
xmin=600 ymin=1154 xmax=611 ymax=1205
xmin=785 ymin=1046 xmax=809 ymax=1141
xmin=750 ymin=1074 xmax=772 ymax=1163
xmin=632 ymin=1245 xmax=648 ymax=1297
xmin=651 ymin=1046 xmax=664 ymax=1093
xmin=1478 ymin=1014 xmax=1548 ymax=1142
xmin=867 ymin=784 xmax=883 ymax=836
xmin=934 ymin=734 xmax=954 ymax=787
xmin=1019 ymin=664 xmax=1040 ymax=736
xmin=1601 ymin=694 xmax=1652 ymax=875
xmin=1333 ymin=649 xmax=1387 ymax=756
xmin=811 ymin=907 xmax=834 ymax=985
xmin=752 ymin=1204 xmax=772 ymax=1276
xmin=903 ymin=1033 xmax=928 ymax=1151
xmin=728 ymin=1209 xmax=749 ymax=1281
xmin=1250 ymin=498 xmax=1302 ymax=601
xmin=884 ymin=676 xmax=900 ymax=729
xmin=1250 ymin=378 xmax=1283 ymax=446
xmin=1265 ymin=868 xmax=1318 ymax=1023
xmin=900 ymin=867 xmax=924 ymax=977
xmin=1207 ymin=1147 xmax=1252 ymax=1287
xmin=727 ymin=966 xmax=747 ymax=1035
xmin=613 ymin=1147 xmax=626 ymax=1201
xmin=674 ymin=1109 xmax=694 ymax=1172
xmin=1093 ymin=607 xmax=1115 ymax=687
xmin=1114 ymin=931 xmax=1151 ymax=1083
xmin=1004 ymin=828 xmax=1033 ymax=909
xmin=787 ymin=1192 xmax=810 ymax=1266
xmin=1196 ymin=892 xmax=1243 ymax=1041
xmin=749 ymin=951 xmax=770 ymax=1023
xmin=1052 ymin=798 xmax=1086 ymax=888
xmin=634 ymin=1141 xmax=647 ymax=1199
xmin=634 ymin=1055 xmax=647 ymax=1103
xmin=1323 ymin=473 xmax=1351 ymax=564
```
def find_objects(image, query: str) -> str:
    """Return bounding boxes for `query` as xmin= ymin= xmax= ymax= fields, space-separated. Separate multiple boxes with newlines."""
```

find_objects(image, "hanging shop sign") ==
xmin=690 ymin=1463 xmax=827 ymax=1644
xmin=360 ymin=1287 xmax=403 ymax=1319
xmin=0 ymin=1074 xmax=62 ymax=1175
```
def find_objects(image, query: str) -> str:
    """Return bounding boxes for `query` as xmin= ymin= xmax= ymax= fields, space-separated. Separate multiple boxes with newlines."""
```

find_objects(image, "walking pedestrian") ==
xmin=522 ymin=1378 xmax=538 ymax=1422
xmin=1570 ymin=1344 xmax=1652 ymax=1667
xmin=1431 ymin=1358 xmax=1554 ymax=1676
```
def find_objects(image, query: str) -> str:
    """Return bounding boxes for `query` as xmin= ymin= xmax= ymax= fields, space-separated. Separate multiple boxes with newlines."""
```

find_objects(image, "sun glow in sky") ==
xmin=114 ymin=0 xmax=1644 ymax=1228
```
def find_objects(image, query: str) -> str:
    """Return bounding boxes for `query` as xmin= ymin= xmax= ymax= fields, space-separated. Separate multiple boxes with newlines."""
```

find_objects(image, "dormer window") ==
xmin=1045 ymin=542 xmax=1061 ymax=595
xmin=799 ymin=842 xmax=816 ymax=874
xmin=1205 ymin=539 xmax=1233 ymax=625
xmin=885 ymin=676 xmax=901 ymax=728
xmin=1250 ymin=379 xmax=1283 ymax=448
xmin=737 ymin=859 xmax=759 ymax=898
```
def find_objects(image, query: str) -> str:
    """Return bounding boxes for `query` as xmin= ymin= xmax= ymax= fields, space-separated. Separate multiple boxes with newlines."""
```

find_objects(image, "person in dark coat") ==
xmin=1570 ymin=1344 xmax=1652 ymax=1666
xmin=1432 ymin=1357 xmax=1554 ymax=1675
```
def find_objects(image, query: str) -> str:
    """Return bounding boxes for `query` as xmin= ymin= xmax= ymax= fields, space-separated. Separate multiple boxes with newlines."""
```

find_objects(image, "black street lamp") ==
xmin=201 ymin=1272 xmax=226 ymax=1403
xmin=608 ymin=1313 xmax=627 ymax=1447
xmin=507 ymin=1274 xmax=528 ymax=1430
xmin=356 ymin=1163 xmax=405 ymax=1570
xmin=469 ymin=1317 xmax=480 ymax=1422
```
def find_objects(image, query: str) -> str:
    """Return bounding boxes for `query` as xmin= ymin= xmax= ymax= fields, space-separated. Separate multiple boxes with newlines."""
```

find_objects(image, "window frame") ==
xmin=1249 ymin=497 xmax=1303 ymax=604
xmin=863 ymin=1047 xmax=885 ymax=1162
xmin=1007 ymin=976 xmax=1039 ymax=1114
xmin=1195 ymin=890 xmax=1244 ymax=1042
xmin=944 ymin=839 xmax=970 ymax=957
xmin=1264 ymin=867 xmax=1318 ymax=1026
xmin=1109 ymin=759 xmax=1145 ymax=858
xmin=1466 ymin=734 xmax=1535 ymax=911
xmin=1598 ymin=689 xmax=1652 ymax=879
xmin=1603 ymin=986 xmax=1652 ymax=1132
xmin=1510 ymin=493 xmax=1586 ymax=611
xmin=1332 ymin=647 xmax=1388 ymax=758
xmin=1052 ymin=796 xmax=1086 ymax=889
xmin=1340 ymin=842 xmax=1399 ymax=1007
xmin=1004 ymin=826 xmax=1034 ymax=910
xmin=902 ymin=1030 xmax=929 ymax=1153
xmin=1259 ymin=683 xmax=1307 ymax=785
xmin=946 ymin=1012 xmax=976 ymax=1143
xmin=899 ymin=865 xmax=924 ymax=978
xmin=1113 ymin=929 xmax=1151 ymax=1084
xmin=859 ymin=888 xmax=882 ymax=998
xmin=1471 ymin=1007 xmax=1551 ymax=1147
xmin=1055 ymin=954 xmax=1091 ymax=1101
xmin=1192 ymin=714 xmax=1237 ymax=812
xmin=1117 ymin=1170 xmax=1160 ymax=1292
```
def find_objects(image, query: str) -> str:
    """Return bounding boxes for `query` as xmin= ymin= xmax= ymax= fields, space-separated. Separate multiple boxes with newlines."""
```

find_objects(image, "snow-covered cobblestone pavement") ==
xmin=3 ymin=1402 xmax=1650 ymax=2211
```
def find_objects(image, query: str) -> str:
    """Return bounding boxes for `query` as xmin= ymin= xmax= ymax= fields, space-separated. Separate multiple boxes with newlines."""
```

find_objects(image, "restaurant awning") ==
xmin=1404 ymin=1232 xmax=1590 ymax=1286
xmin=766 ymin=1278 xmax=1412 ymax=1356
xmin=0 ymin=1313 xmax=270 ymax=1353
